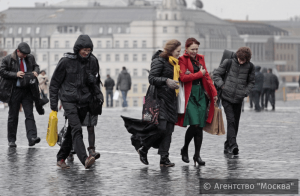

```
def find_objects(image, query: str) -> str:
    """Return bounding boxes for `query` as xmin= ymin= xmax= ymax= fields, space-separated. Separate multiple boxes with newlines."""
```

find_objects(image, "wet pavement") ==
xmin=0 ymin=100 xmax=299 ymax=196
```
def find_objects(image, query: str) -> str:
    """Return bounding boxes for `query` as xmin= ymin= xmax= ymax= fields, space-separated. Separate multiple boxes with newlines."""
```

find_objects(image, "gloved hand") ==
xmin=88 ymin=73 xmax=96 ymax=84
xmin=166 ymin=79 xmax=179 ymax=89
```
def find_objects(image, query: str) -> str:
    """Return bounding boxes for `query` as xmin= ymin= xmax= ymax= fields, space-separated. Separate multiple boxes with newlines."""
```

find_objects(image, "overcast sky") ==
xmin=0 ymin=0 xmax=299 ymax=21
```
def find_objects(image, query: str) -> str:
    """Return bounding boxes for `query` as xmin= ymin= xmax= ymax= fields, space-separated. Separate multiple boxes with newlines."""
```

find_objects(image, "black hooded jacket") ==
xmin=252 ymin=66 xmax=264 ymax=92
xmin=148 ymin=50 xmax=177 ymax=123
xmin=50 ymin=35 xmax=101 ymax=111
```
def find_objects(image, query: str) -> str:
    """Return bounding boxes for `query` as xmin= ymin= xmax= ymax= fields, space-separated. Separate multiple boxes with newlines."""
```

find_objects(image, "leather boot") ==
xmin=160 ymin=155 xmax=175 ymax=167
xmin=137 ymin=146 xmax=149 ymax=165
xmin=181 ymin=148 xmax=189 ymax=163
xmin=193 ymin=156 xmax=205 ymax=166
xmin=88 ymin=147 xmax=100 ymax=160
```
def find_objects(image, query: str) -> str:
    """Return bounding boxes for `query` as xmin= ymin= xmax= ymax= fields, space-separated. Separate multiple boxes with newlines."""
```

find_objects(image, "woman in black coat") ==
xmin=137 ymin=39 xmax=181 ymax=167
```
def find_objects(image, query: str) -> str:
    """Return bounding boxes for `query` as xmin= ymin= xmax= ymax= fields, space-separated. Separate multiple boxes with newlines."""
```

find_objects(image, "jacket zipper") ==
xmin=233 ymin=64 xmax=240 ymax=99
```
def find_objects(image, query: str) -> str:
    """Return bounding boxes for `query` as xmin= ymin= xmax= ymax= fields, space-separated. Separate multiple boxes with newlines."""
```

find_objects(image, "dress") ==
xmin=82 ymin=112 xmax=98 ymax=126
xmin=183 ymin=60 xmax=207 ymax=127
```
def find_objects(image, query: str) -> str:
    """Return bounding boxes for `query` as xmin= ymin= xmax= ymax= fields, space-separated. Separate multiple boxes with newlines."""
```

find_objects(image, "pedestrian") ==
xmin=261 ymin=68 xmax=272 ymax=110
xmin=137 ymin=39 xmax=181 ymax=167
xmin=252 ymin=66 xmax=264 ymax=112
xmin=0 ymin=42 xmax=41 ymax=147
xmin=50 ymin=34 xmax=102 ymax=169
xmin=104 ymin=74 xmax=115 ymax=107
xmin=38 ymin=70 xmax=48 ymax=98
xmin=269 ymin=69 xmax=279 ymax=111
xmin=213 ymin=47 xmax=255 ymax=155
xmin=298 ymin=75 xmax=300 ymax=89
xmin=177 ymin=38 xmax=218 ymax=166
xmin=116 ymin=67 xmax=131 ymax=108
xmin=249 ymin=91 xmax=254 ymax=109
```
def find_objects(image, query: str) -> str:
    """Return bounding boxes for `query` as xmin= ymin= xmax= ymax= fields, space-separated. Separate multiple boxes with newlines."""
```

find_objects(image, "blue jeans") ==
xmin=121 ymin=90 xmax=128 ymax=107
xmin=106 ymin=90 xmax=113 ymax=107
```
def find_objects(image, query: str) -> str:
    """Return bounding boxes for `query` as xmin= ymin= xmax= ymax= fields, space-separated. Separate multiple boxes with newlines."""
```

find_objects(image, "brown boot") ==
xmin=85 ymin=155 xmax=95 ymax=169
xmin=88 ymin=147 xmax=100 ymax=160
xmin=57 ymin=159 xmax=70 ymax=169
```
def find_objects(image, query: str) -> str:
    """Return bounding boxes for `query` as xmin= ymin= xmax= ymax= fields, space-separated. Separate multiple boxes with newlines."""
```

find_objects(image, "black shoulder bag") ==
xmin=142 ymin=85 xmax=160 ymax=125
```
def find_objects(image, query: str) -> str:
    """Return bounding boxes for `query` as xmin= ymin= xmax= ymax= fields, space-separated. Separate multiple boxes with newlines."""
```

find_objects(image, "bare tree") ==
xmin=0 ymin=13 xmax=6 ymax=59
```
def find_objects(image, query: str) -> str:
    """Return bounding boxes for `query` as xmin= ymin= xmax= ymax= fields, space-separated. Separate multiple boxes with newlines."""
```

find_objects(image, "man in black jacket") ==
xmin=50 ymin=35 xmax=102 ymax=169
xmin=213 ymin=47 xmax=255 ymax=155
xmin=104 ymin=74 xmax=115 ymax=107
xmin=269 ymin=69 xmax=279 ymax=111
xmin=0 ymin=42 xmax=41 ymax=147
xmin=252 ymin=66 xmax=264 ymax=112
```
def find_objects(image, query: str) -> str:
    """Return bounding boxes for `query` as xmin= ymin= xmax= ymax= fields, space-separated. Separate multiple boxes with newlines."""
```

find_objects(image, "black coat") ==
xmin=50 ymin=35 xmax=101 ymax=111
xmin=213 ymin=54 xmax=255 ymax=104
xmin=270 ymin=73 xmax=279 ymax=90
xmin=148 ymin=50 xmax=177 ymax=123
xmin=0 ymin=50 xmax=40 ymax=102
xmin=253 ymin=66 xmax=264 ymax=92
xmin=263 ymin=73 xmax=272 ymax=89
xmin=104 ymin=77 xmax=115 ymax=90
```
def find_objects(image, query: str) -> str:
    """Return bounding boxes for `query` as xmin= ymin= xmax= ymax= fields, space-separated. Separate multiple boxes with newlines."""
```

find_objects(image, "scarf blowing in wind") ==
xmin=168 ymin=56 xmax=181 ymax=96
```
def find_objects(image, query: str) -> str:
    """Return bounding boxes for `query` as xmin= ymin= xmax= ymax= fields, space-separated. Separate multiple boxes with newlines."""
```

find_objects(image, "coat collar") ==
xmin=183 ymin=51 xmax=203 ymax=60
xmin=11 ymin=50 xmax=18 ymax=61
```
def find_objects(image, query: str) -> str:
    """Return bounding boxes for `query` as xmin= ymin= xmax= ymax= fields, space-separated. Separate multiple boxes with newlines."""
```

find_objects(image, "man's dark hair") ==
xmin=268 ymin=68 xmax=273 ymax=73
xmin=107 ymin=74 xmax=110 ymax=77
xmin=236 ymin=47 xmax=252 ymax=62
xmin=122 ymin=67 xmax=126 ymax=70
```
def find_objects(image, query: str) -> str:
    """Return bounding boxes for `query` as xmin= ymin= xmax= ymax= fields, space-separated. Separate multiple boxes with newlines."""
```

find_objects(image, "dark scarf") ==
xmin=77 ymin=53 xmax=90 ymax=64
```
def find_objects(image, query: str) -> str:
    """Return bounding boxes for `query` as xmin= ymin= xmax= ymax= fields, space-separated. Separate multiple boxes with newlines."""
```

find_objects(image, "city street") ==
xmin=0 ymin=100 xmax=299 ymax=196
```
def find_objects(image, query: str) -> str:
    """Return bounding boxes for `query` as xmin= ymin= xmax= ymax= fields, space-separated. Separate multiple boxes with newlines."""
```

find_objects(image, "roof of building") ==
xmin=228 ymin=20 xmax=288 ymax=36
xmin=53 ymin=0 xmax=129 ymax=7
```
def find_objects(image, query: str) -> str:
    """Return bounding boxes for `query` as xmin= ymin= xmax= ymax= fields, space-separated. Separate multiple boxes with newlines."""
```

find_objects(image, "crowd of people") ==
xmin=0 ymin=34 xmax=280 ymax=169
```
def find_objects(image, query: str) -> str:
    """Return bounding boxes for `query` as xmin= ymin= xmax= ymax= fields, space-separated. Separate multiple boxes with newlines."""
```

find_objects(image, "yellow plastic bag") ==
xmin=46 ymin=111 xmax=58 ymax=146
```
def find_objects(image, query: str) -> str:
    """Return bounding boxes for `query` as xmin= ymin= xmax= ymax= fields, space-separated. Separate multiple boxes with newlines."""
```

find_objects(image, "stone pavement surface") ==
xmin=0 ymin=101 xmax=299 ymax=196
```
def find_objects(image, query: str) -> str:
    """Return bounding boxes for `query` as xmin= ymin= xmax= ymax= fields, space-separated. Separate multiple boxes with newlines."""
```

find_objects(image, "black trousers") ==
xmin=106 ymin=90 xmax=113 ymax=107
xmin=253 ymin=91 xmax=261 ymax=111
xmin=143 ymin=120 xmax=174 ymax=156
xmin=264 ymin=88 xmax=272 ymax=108
xmin=57 ymin=102 xmax=89 ymax=165
xmin=222 ymin=99 xmax=242 ymax=149
xmin=249 ymin=91 xmax=254 ymax=107
xmin=7 ymin=87 xmax=37 ymax=142
xmin=269 ymin=90 xmax=276 ymax=107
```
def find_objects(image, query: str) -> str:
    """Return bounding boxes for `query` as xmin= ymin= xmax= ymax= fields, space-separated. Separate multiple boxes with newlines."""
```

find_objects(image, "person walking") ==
xmin=252 ymin=66 xmax=264 ymax=112
xmin=50 ymin=34 xmax=102 ymax=169
xmin=116 ymin=67 xmax=131 ymax=108
xmin=213 ymin=47 xmax=255 ymax=155
xmin=269 ymin=69 xmax=279 ymax=111
xmin=0 ymin=42 xmax=41 ymax=147
xmin=262 ymin=69 xmax=272 ymax=110
xmin=177 ymin=38 xmax=218 ymax=166
xmin=38 ymin=70 xmax=49 ymax=98
xmin=137 ymin=39 xmax=181 ymax=167
xmin=104 ymin=74 xmax=115 ymax=107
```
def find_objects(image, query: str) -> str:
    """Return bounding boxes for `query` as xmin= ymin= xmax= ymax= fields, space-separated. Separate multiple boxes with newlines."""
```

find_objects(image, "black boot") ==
xmin=193 ymin=127 xmax=204 ymax=166
xmin=67 ymin=153 xmax=74 ymax=162
xmin=88 ymin=147 xmax=100 ymax=160
xmin=180 ymin=148 xmax=189 ymax=163
xmin=193 ymin=156 xmax=205 ymax=166
xmin=272 ymin=105 xmax=275 ymax=111
xmin=160 ymin=155 xmax=175 ymax=167
xmin=138 ymin=146 xmax=149 ymax=165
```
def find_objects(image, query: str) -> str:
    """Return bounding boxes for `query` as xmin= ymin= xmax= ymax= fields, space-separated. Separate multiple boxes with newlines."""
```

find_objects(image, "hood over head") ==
xmin=255 ymin=65 xmax=261 ymax=72
xmin=261 ymin=68 xmax=267 ymax=73
xmin=73 ymin=34 xmax=94 ymax=54
xmin=152 ymin=50 xmax=162 ymax=61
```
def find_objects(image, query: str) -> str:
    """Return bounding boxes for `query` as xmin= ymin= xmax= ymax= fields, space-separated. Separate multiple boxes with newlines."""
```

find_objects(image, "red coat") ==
xmin=176 ymin=52 xmax=217 ymax=127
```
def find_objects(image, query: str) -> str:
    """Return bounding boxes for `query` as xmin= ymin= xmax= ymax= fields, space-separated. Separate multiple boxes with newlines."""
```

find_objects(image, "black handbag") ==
xmin=20 ymin=72 xmax=36 ymax=87
xmin=89 ymin=93 xmax=104 ymax=116
xmin=39 ymin=90 xmax=49 ymax=106
xmin=57 ymin=118 xmax=68 ymax=146
xmin=142 ymin=85 xmax=160 ymax=125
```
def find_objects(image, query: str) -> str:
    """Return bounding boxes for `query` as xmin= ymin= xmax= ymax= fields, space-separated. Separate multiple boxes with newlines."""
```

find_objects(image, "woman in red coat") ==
xmin=177 ymin=38 xmax=218 ymax=166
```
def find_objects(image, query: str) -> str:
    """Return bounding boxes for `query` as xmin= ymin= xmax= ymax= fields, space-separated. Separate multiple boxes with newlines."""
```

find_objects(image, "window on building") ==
xmin=174 ymin=14 xmax=177 ymax=20
xmin=163 ymin=40 xmax=167 ymax=47
xmin=133 ymin=54 xmax=138 ymax=61
xmin=106 ymin=69 xmax=111 ymax=75
xmin=133 ymin=84 xmax=138 ymax=93
xmin=9 ymin=27 xmax=13 ymax=34
xmin=65 ymin=41 xmax=70 ymax=48
xmin=54 ymin=41 xmax=59 ymax=48
xmin=97 ymin=41 xmax=102 ymax=48
xmin=287 ymin=44 xmax=290 ymax=49
xmin=142 ymin=40 xmax=147 ymax=48
xmin=288 ymin=54 xmax=290 ymax=60
xmin=133 ymin=40 xmax=137 ymax=48
xmin=115 ymin=54 xmax=120 ymax=61
xmin=142 ymin=84 xmax=147 ymax=93
xmin=175 ymin=26 xmax=179 ymax=33
xmin=117 ymin=27 xmax=122 ymax=33
xmin=43 ymin=54 xmax=47 ymax=62
xmin=55 ymin=54 xmax=59 ymax=61
xmin=26 ymin=27 xmax=31 ymax=34
xmin=97 ymin=54 xmax=102 ymax=61
xmin=133 ymin=69 xmax=138 ymax=76
xmin=124 ymin=41 xmax=129 ymax=48
xmin=142 ymin=54 xmax=147 ymax=62
xmin=106 ymin=54 xmax=111 ymax=61
xmin=115 ymin=69 xmax=120 ymax=76
xmin=17 ymin=27 xmax=22 ymax=34
xmin=115 ymin=40 xmax=120 ymax=48
xmin=42 ymin=40 xmax=47 ymax=48
xmin=106 ymin=40 xmax=111 ymax=48
xmin=126 ymin=27 xmax=130 ymax=33
xmin=292 ymin=77 xmax=296 ymax=82
xmin=34 ymin=40 xmax=38 ymax=48
xmin=124 ymin=54 xmax=129 ymax=61
xmin=142 ymin=69 xmax=147 ymax=76
xmin=165 ymin=14 xmax=168 ymax=20
xmin=7 ymin=41 xmax=12 ymax=48
xmin=108 ymin=27 xmax=112 ymax=34
xmin=291 ymin=55 xmax=294 ymax=60
xmin=133 ymin=99 xmax=138 ymax=107
xmin=99 ymin=27 xmax=103 ymax=34
xmin=276 ymin=54 xmax=279 ymax=60
xmin=36 ymin=27 xmax=40 ymax=34
xmin=282 ymin=77 xmax=286 ymax=82
xmin=163 ymin=27 xmax=167 ymax=33
xmin=291 ymin=44 xmax=294 ymax=49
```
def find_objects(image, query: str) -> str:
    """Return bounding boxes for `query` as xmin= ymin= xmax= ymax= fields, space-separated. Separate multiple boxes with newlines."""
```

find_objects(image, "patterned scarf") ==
xmin=168 ymin=56 xmax=181 ymax=96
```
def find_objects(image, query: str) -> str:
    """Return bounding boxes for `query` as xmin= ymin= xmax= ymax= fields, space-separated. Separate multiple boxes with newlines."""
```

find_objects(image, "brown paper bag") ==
xmin=203 ymin=105 xmax=225 ymax=136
